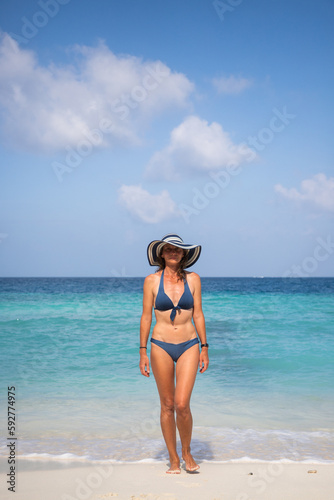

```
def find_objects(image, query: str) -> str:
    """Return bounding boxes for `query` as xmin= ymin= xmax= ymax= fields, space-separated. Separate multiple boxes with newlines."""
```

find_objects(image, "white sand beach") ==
xmin=3 ymin=460 xmax=333 ymax=500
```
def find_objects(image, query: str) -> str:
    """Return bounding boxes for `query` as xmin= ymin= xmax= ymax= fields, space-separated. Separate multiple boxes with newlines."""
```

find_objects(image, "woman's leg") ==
xmin=175 ymin=344 xmax=200 ymax=471
xmin=150 ymin=344 xmax=180 ymax=473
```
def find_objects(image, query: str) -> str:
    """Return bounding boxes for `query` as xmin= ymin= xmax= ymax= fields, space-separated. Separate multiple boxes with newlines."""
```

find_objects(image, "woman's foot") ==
xmin=166 ymin=459 xmax=181 ymax=474
xmin=182 ymin=453 xmax=200 ymax=472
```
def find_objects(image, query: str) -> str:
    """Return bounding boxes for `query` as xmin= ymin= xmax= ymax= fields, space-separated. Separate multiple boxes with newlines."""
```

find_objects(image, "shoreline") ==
xmin=1 ymin=422 xmax=333 ymax=464
xmin=1 ymin=459 xmax=333 ymax=500
xmin=2 ymin=455 xmax=334 ymax=466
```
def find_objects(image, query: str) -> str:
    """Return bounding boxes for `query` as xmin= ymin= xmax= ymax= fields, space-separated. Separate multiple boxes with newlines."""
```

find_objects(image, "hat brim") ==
xmin=147 ymin=239 xmax=201 ymax=268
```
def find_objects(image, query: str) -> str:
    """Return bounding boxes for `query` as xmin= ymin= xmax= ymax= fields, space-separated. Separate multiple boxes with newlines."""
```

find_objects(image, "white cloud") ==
xmin=118 ymin=185 xmax=179 ymax=223
xmin=145 ymin=115 xmax=256 ymax=180
xmin=0 ymin=33 xmax=194 ymax=153
xmin=275 ymin=173 xmax=334 ymax=211
xmin=212 ymin=75 xmax=253 ymax=95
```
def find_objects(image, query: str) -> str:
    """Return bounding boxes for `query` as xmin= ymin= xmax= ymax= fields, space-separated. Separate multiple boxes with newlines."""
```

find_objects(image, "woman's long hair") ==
xmin=156 ymin=250 xmax=189 ymax=280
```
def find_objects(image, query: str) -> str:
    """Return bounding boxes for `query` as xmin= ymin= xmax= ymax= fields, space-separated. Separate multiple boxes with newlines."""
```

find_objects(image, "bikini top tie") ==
xmin=154 ymin=269 xmax=194 ymax=321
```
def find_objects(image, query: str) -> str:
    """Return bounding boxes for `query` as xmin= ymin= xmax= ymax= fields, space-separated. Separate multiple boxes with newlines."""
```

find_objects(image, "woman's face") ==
xmin=161 ymin=244 xmax=185 ymax=264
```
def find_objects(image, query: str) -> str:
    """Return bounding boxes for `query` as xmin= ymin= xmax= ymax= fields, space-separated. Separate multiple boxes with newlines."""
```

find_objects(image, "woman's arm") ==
xmin=191 ymin=273 xmax=209 ymax=373
xmin=139 ymin=275 xmax=154 ymax=377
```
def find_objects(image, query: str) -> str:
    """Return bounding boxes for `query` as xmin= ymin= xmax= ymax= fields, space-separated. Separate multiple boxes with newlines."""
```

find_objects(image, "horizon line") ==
xmin=1 ymin=276 xmax=334 ymax=279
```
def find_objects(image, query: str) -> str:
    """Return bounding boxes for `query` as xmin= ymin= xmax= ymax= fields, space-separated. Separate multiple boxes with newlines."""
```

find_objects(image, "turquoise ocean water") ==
xmin=0 ymin=277 xmax=333 ymax=464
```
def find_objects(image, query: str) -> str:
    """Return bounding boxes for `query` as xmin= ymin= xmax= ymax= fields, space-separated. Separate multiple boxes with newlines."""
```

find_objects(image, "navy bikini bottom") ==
xmin=150 ymin=337 xmax=199 ymax=362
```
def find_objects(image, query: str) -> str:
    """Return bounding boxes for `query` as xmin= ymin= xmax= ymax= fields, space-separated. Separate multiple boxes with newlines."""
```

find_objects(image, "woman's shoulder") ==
xmin=144 ymin=271 xmax=161 ymax=285
xmin=185 ymin=271 xmax=201 ymax=282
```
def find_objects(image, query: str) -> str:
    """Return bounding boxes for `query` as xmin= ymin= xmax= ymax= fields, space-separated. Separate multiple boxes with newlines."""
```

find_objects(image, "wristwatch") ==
xmin=201 ymin=343 xmax=209 ymax=348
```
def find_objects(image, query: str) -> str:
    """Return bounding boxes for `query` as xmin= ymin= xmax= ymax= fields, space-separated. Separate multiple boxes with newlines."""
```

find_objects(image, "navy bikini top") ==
xmin=154 ymin=269 xmax=194 ymax=321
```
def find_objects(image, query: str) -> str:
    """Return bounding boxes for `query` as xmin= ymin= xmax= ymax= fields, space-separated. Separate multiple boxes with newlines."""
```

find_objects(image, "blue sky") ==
xmin=0 ymin=0 xmax=333 ymax=277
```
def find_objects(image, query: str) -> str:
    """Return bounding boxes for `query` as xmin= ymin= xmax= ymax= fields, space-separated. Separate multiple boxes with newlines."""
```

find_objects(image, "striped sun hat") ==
xmin=147 ymin=234 xmax=201 ymax=268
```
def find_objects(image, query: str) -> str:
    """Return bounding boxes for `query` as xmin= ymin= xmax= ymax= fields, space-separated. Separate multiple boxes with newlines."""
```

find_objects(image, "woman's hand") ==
xmin=139 ymin=353 xmax=150 ymax=377
xmin=199 ymin=349 xmax=209 ymax=373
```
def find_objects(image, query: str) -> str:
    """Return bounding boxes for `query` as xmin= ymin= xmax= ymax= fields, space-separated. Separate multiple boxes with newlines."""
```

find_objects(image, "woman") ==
xmin=139 ymin=234 xmax=209 ymax=474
